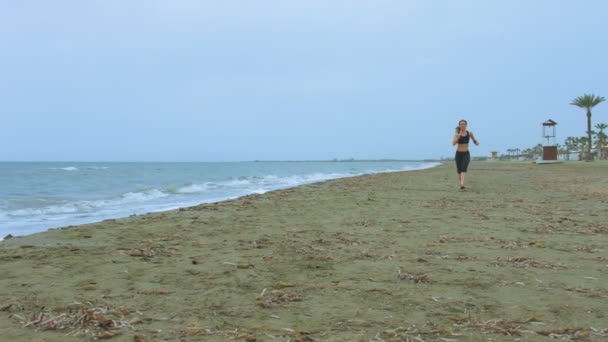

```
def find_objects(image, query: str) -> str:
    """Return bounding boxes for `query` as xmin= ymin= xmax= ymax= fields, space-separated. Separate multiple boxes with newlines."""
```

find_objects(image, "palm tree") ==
xmin=532 ymin=144 xmax=543 ymax=158
xmin=521 ymin=148 xmax=533 ymax=160
xmin=579 ymin=137 xmax=589 ymax=160
xmin=564 ymin=136 xmax=579 ymax=160
xmin=570 ymin=94 xmax=606 ymax=161
xmin=595 ymin=123 xmax=608 ymax=159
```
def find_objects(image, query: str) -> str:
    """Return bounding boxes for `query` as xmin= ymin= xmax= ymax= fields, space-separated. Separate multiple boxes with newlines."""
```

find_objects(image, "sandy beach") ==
xmin=1 ymin=161 xmax=607 ymax=341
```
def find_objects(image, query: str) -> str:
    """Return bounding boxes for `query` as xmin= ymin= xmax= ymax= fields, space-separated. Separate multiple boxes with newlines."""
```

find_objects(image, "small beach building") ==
xmin=541 ymin=119 xmax=558 ymax=161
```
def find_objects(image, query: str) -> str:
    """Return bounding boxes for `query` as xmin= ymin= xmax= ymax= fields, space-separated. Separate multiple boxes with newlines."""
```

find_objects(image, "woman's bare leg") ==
xmin=460 ymin=172 xmax=466 ymax=188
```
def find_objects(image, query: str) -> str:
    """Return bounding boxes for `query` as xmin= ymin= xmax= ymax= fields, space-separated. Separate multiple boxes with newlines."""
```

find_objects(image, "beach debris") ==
xmin=500 ymin=238 xmax=547 ymax=249
xmin=398 ymin=268 xmax=432 ymax=283
xmin=376 ymin=316 xmax=602 ymax=340
xmin=528 ymin=240 xmax=545 ymax=248
xmin=256 ymin=289 xmax=303 ymax=308
xmin=121 ymin=244 xmax=180 ymax=258
xmin=220 ymin=261 xmax=255 ymax=268
xmin=438 ymin=235 xmax=492 ymax=244
xmin=448 ymin=315 xmax=607 ymax=340
xmin=587 ymin=222 xmax=608 ymax=234
xmin=125 ymin=248 xmax=155 ymax=257
xmin=455 ymin=255 xmax=478 ymax=261
xmin=379 ymin=323 xmax=457 ymax=340
xmin=350 ymin=219 xmax=372 ymax=227
xmin=138 ymin=289 xmax=173 ymax=295
xmin=175 ymin=325 xmax=259 ymax=341
xmin=356 ymin=249 xmax=376 ymax=259
xmin=190 ymin=258 xmax=205 ymax=264
xmin=79 ymin=284 xmax=97 ymax=291
xmin=239 ymin=238 xmax=273 ymax=249
xmin=563 ymin=287 xmax=608 ymax=298
xmin=240 ymin=198 xmax=255 ymax=207
xmin=237 ymin=262 xmax=255 ymax=269
xmin=134 ymin=332 xmax=149 ymax=342
xmin=335 ymin=319 xmax=373 ymax=329
xmin=10 ymin=303 xmax=141 ymax=339
xmin=332 ymin=231 xmax=364 ymax=246
xmin=276 ymin=281 xmax=295 ymax=288
xmin=175 ymin=324 xmax=316 ymax=341
xmin=176 ymin=326 xmax=213 ymax=337
xmin=296 ymin=244 xmax=334 ymax=261
xmin=95 ymin=330 xmax=123 ymax=339
xmin=536 ymin=327 xmax=592 ymax=339
xmin=576 ymin=244 xmax=603 ymax=253
xmin=0 ymin=303 xmax=21 ymax=312
xmin=495 ymin=256 xmax=567 ymax=269
xmin=474 ymin=212 xmax=490 ymax=220
xmin=181 ymin=203 xmax=220 ymax=211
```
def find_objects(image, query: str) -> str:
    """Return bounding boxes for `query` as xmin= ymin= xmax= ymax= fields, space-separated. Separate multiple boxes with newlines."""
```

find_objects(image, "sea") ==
xmin=0 ymin=161 xmax=439 ymax=237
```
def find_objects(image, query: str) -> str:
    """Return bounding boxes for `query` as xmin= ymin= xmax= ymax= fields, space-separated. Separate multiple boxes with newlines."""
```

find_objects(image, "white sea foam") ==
xmin=5 ymin=189 xmax=169 ymax=219
xmin=118 ymin=189 xmax=168 ymax=203
xmin=48 ymin=166 xmax=110 ymax=171
xmin=84 ymin=166 xmax=109 ymax=170
xmin=49 ymin=166 xmax=79 ymax=171
xmin=223 ymin=179 xmax=252 ymax=187
xmin=176 ymin=183 xmax=209 ymax=193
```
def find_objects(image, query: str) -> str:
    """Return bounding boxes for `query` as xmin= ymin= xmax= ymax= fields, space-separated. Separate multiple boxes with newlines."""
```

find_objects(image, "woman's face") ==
xmin=459 ymin=121 xmax=467 ymax=131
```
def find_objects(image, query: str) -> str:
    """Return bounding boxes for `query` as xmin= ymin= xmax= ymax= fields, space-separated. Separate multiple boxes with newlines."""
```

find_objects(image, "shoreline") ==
xmin=1 ymin=161 xmax=441 ymax=239
xmin=1 ymin=161 xmax=607 ymax=341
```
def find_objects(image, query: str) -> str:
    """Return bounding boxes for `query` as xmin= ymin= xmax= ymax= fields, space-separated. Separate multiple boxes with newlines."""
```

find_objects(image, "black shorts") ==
xmin=455 ymin=151 xmax=470 ymax=173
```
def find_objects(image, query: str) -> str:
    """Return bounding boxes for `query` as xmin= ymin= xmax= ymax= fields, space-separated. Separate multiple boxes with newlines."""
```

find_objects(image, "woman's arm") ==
xmin=470 ymin=131 xmax=479 ymax=145
xmin=452 ymin=133 xmax=460 ymax=146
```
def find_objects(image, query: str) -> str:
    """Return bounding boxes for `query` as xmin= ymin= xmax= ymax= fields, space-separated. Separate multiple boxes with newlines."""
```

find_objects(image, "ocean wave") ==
xmin=5 ymin=189 xmax=169 ymax=218
xmin=49 ymin=166 xmax=79 ymax=171
xmin=173 ymin=173 xmax=348 ymax=195
xmin=223 ymin=178 xmax=252 ymax=187
xmin=118 ymin=189 xmax=169 ymax=203
xmin=7 ymin=204 xmax=80 ymax=217
xmin=48 ymin=166 xmax=109 ymax=171
xmin=176 ymin=183 xmax=209 ymax=193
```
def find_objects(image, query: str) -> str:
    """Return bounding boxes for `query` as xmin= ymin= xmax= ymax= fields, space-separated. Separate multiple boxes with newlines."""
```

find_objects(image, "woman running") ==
xmin=452 ymin=119 xmax=479 ymax=189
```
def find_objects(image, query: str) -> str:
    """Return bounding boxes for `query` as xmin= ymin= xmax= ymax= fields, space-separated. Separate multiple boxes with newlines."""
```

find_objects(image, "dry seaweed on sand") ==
xmin=175 ymin=324 xmax=315 ymax=342
xmin=535 ymin=327 xmax=607 ymax=340
xmin=397 ymin=268 xmax=432 ymax=283
xmin=9 ymin=303 xmax=142 ymax=339
xmin=174 ymin=326 xmax=256 ymax=341
xmin=495 ymin=256 xmax=567 ymax=269
xmin=379 ymin=316 xmax=608 ymax=340
xmin=563 ymin=286 xmax=608 ymax=298
xmin=256 ymin=288 xmax=303 ymax=308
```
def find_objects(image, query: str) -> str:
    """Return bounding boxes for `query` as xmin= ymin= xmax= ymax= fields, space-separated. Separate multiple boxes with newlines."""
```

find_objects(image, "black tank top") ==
xmin=457 ymin=132 xmax=470 ymax=144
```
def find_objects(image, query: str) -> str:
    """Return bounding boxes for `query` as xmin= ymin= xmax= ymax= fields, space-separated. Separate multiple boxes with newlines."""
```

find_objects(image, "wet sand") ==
xmin=1 ymin=161 xmax=607 ymax=341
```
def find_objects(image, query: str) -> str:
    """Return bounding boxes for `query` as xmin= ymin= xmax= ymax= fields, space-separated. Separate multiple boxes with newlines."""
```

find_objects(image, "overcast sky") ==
xmin=1 ymin=1 xmax=607 ymax=161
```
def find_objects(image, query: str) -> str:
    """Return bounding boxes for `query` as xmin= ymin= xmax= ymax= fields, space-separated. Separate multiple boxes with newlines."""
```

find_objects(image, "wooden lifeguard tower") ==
xmin=537 ymin=119 xmax=560 ymax=164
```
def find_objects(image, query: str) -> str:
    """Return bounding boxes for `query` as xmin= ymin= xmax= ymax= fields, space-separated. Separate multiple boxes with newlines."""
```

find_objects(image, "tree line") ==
xmin=501 ymin=94 xmax=606 ymax=161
